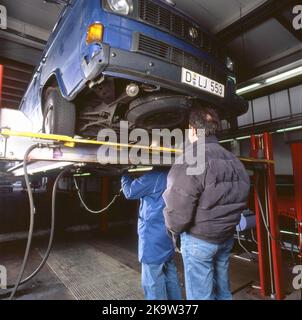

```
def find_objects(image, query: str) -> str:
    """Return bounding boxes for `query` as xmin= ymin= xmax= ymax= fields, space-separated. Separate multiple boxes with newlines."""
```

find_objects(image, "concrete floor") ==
xmin=0 ymin=225 xmax=300 ymax=300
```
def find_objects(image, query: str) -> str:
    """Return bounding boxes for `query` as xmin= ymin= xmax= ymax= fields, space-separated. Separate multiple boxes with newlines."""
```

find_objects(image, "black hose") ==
xmin=9 ymin=144 xmax=40 ymax=300
xmin=254 ymin=174 xmax=286 ymax=247
xmin=73 ymin=177 xmax=121 ymax=214
xmin=236 ymin=230 xmax=255 ymax=261
xmin=5 ymin=168 xmax=70 ymax=294
xmin=1 ymin=143 xmax=70 ymax=299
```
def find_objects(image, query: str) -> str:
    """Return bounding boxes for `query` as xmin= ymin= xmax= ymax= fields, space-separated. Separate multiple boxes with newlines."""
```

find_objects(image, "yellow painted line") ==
xmin=0 ymin=129 xmax=182 ymax=154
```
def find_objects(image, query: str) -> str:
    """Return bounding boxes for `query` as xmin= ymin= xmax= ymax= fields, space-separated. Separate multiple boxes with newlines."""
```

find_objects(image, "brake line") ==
xmin=73 ymin=177 xmax=122 ymax=214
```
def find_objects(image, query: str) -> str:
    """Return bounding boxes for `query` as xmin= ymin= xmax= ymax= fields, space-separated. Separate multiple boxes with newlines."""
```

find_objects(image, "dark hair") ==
xmin=189 ymin=104 xmax=221 ymax=136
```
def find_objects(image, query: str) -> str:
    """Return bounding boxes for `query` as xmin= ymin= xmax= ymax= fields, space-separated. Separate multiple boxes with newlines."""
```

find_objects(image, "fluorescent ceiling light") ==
xmin=276 ymin=125 xmax=302 ymax=133
xmin=236 ymin=64 xmax=302 ymax=95
xmin=280 ymin=230 xmax=299 ymax=236
xmin=13 ymin=161 xmax=73 ymax=176
xmin=219 ymin=139 xmax=234 ymax=144
xmin=219 ymin=135 xmax=251 ymax=143
xmin=236 ymin=135 xmax=251 ymax=141
xmin=236 ymin=83 xmax=261 ymax=94
xmin=265 ymin=66 xmax=302 ymax=84
xmin=73 ymin=173 xmax=91 ymax=177
xmin=128 ymin=166 xmax=153 ymax=173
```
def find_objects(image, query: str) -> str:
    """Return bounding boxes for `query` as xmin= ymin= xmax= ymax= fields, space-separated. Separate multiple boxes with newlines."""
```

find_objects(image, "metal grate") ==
xmin=137 ymin=0 xmax=222 ymax=59
xmin=43 ymin=244 xmax=143 ymax=300
xmin=136 ymin=34 xmax=225 ymax=83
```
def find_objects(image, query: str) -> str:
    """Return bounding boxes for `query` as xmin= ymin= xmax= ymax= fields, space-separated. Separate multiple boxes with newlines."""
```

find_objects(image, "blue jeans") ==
xmin=141 ymin=259 xmax=182 ymax=300
xmin=181 ymin=233 xmax=234 ymax=300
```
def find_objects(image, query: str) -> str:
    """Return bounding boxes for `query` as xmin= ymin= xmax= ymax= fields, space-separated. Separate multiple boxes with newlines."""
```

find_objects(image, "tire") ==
xmin=42 ymin=87 xmax=76 ymax=136
xmin=126 ymin=94 xmax=191 ymax=130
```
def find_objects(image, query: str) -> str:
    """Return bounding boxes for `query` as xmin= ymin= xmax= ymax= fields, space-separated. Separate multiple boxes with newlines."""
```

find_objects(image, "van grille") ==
xmin=137 ymin=0 xmax=223 ymax=60
xmin=136 ymin=34 xmax=226 ymax=83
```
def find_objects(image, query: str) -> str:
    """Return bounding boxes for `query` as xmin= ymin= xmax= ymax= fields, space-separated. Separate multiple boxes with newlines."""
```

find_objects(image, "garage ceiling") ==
xmin=0 ymin=0 xmax=301 ymax=109
xmin=175 ymin=0 xmax=268 ymax=34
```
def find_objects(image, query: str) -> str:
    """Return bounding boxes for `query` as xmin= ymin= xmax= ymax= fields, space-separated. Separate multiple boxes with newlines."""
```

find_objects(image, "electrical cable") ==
xmin=0 ymin=158 xmax=70 ymax=300
xmin=254 ymin=174 xmax=289 ymax=251
xmin=251 ymin=228 xmax=258 ymax=244
xmin=1 ymin=169 xmax=119 ymax=299
xmin=8 ymin=144 xmax=40 ymax=300
xmin=290 ymin=226 xmax=297 ymax=266
xmin=236 ymin=230 xmax=255 ymax=261
xmin=73 ymin=177 xmax=122 ymax=214
xmin=4 ymin=168 xmax=70 ymax=293
xmin=256 ymin=187 xmax=286 ymax=247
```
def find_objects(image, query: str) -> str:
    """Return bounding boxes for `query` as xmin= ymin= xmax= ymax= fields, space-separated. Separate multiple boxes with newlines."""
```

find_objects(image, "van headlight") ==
xmin=226 ymin=57 xmax=234 ymax=72
xmin=107 ymin=0 xmax=133 ymax=15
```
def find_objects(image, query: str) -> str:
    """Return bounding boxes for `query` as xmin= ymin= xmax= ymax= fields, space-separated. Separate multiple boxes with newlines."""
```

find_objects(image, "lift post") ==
xmin=250 ymin=133 xmax=285 ymax=300
xmin=250 ymin=135 xmax=271 ymax=297
xmin=0 ymin=65 xmax=3 ymax=107
xmin=285 ymin=130 xmax=302 ymax=259
xmin=263 ymin=132 xmax=284 ymax=300
xmin=291 ymin=142 xmax=302 ymax=259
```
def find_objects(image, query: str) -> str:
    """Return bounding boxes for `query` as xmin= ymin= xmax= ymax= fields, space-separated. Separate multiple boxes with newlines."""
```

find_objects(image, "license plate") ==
xmin=181 ymin=68 xmax=225 ymax=98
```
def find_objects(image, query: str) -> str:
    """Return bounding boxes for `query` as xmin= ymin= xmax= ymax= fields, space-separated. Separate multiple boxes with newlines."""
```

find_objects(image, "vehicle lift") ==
xmin=1 ymin=61 xmax=301 ymax=301
xmin=0 ymin=106 xmax=185 ymax=299
xmin=0 ymin=108 xmax=291 ymax=300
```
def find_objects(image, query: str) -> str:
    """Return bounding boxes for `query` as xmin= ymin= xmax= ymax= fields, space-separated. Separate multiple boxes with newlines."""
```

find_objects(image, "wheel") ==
xmin=126 ymin=94 xmax=191 ymax=130
xmin=42 ymin=87 xmax=76 ymax=136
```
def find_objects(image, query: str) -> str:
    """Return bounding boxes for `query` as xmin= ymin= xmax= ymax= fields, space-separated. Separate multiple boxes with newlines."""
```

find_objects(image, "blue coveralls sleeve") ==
xmin=121 ymin=174 xmax=155 ymax=200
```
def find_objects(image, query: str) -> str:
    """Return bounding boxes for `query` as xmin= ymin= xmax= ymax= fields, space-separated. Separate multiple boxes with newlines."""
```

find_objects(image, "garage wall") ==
xmin=0 ymin=177 xmax=138 ymax=236
xmin=238 ymin=84 xmax=302 ymax=128
xmin=239 ymin=133 xmax=293 ymax=175
xmin=234 ymin=84 xmax=301 ymax=176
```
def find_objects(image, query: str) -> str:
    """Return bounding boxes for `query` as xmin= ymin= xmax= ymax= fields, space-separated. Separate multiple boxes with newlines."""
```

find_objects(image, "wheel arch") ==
xmin=41 ymin=71 xmax=68 ymax=111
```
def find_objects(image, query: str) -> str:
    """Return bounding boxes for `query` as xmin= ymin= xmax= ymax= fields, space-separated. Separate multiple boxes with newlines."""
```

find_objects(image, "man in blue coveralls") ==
xmin=121 ymin=168 xmax=182 ymax=300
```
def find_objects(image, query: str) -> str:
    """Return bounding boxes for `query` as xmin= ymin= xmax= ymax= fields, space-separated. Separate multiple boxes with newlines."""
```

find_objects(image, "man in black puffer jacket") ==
xmin=163 ymin=105 xmax=250 ymax=300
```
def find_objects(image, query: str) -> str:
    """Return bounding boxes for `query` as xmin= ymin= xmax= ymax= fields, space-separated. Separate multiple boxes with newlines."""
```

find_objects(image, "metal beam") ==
xmin=238 ymin=48 xmax=302 ymax=83
xmin=0 ymin=29 xmax=46 ymax=51
xmin=7 ymin=16 xmax=50 ymax=43
xmin=0 ymin=16 xmax=47 ymax=66
xmin=217 ymin=0 xmax=300 ymax=43
xmin=275 ymin=14 xmax=302 ymax=42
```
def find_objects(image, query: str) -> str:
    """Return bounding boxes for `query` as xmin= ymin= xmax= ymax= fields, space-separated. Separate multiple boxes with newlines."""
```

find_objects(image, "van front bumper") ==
xmin=82 ymin=44 xmax=248 ymax=117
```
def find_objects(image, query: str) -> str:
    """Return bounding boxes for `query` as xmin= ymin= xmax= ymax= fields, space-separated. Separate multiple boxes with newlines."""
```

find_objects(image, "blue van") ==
xmin=20 ymin=0 xmax=247 ymax=136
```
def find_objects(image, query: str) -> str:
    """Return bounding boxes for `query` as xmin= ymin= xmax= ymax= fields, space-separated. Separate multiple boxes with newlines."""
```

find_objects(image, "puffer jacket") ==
xmin=163 ymin=135 xmax=251 ymax=244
